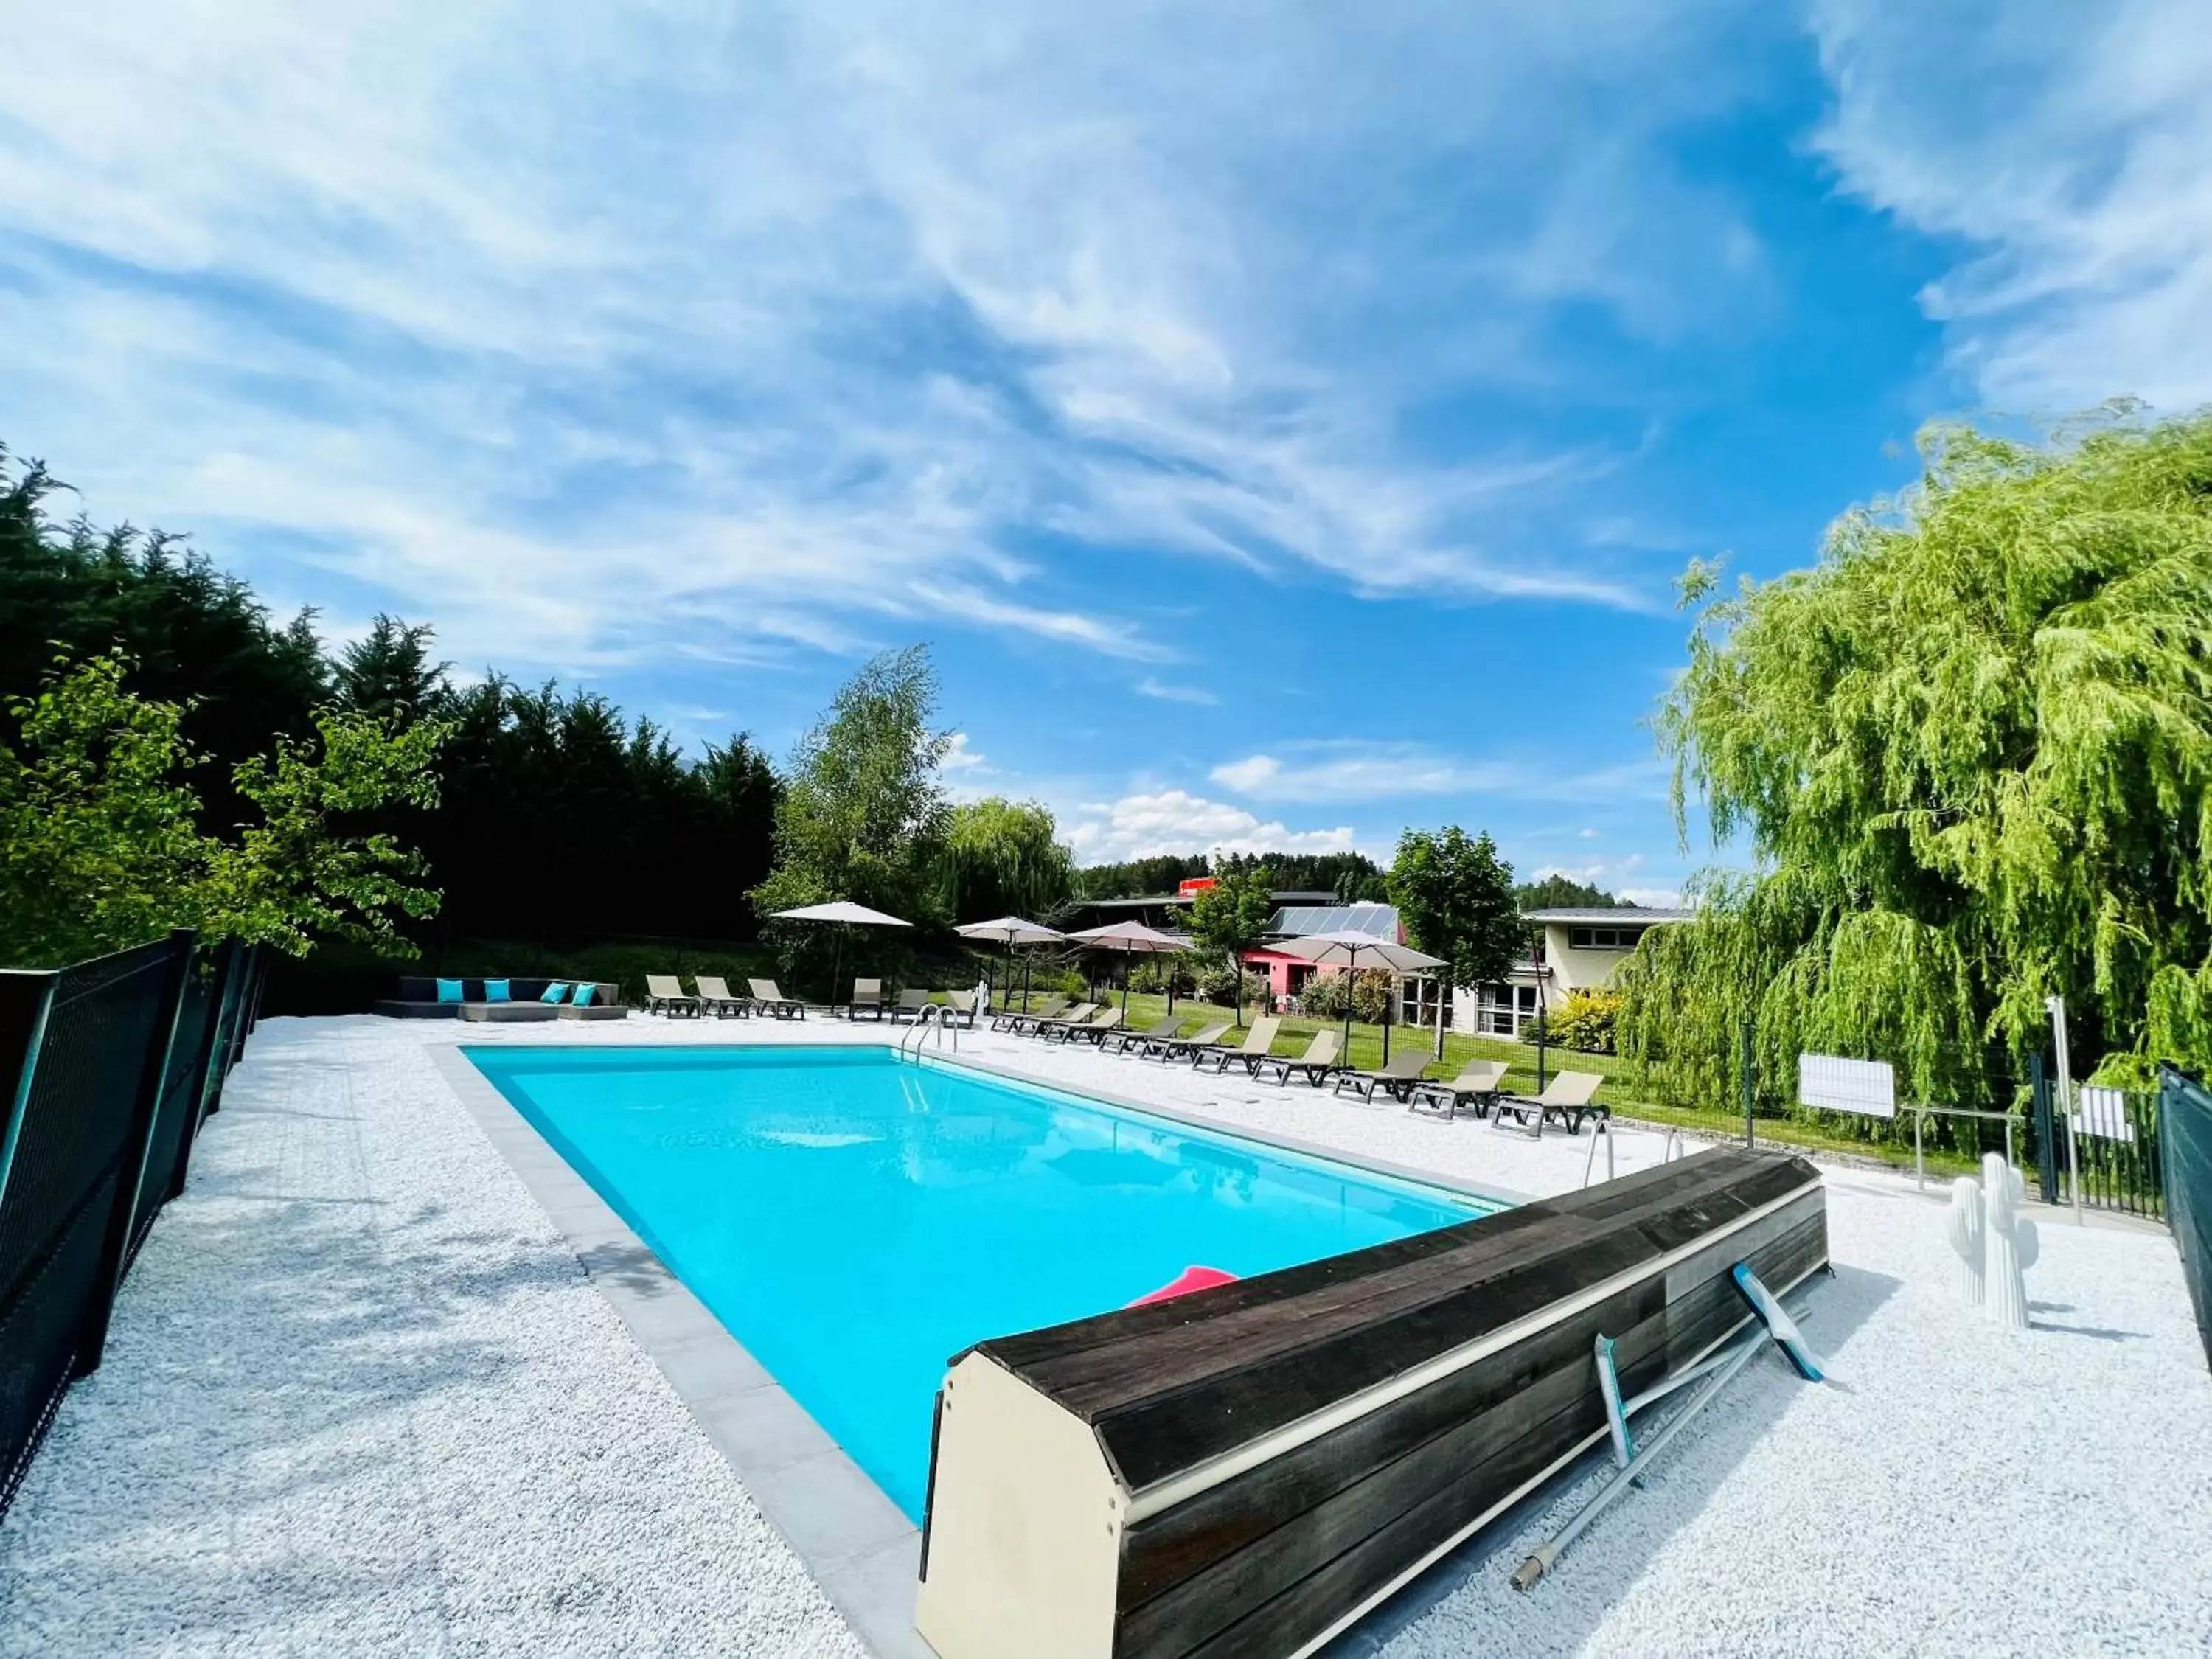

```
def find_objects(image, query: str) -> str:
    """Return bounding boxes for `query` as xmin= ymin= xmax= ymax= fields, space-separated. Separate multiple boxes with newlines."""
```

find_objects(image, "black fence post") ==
xmin=0 ymin=972 xmax=61 ymax=1214
xmin=197 ymin=939 xmax=246 ymax=1127
xmin=72 ymin=930 xmax=196 ymax=1379
xmin=2031 ymin=1053 xmax=2058 ymax=1205
xmin=1741 ymin=1018 xmax=1756 ymax=1150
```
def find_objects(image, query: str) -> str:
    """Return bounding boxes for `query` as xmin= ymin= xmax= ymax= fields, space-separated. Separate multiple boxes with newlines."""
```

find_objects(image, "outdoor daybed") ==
xmin=375 ymin=977 xmax=627 ymax=1021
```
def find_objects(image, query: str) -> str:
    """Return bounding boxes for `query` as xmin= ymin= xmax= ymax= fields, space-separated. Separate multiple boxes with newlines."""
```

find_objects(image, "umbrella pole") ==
xmin=1121 ymin=948 xmax=1130 ymax=1018
xmin=830 ymin=930 xmax=843 ymax=1017
xmin=1382 ymin=971 xmax=1392 ymax=1063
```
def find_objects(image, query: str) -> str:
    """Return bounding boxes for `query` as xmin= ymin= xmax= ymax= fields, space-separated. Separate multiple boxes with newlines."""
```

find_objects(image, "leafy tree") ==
xmin=330 ymin=615 xmax=450 ymax=725
xmin=1074 ymin=853 xmax=1212 ymax=899
xmin=1624 ymin=411 xmax=2212 ymax=1113
xmin=1 ymin=444 xmax=327 ymax=826
xmin=1389 ymin=826 xmax=1522 ymax=994
xmin=1188 ymin=863 xmax=1276 ymax=1027
xmin=751 ymin=646 xmax=953 ymax=978
xmin=1515 ymin=873 xmax=1623 ymax=911
xmin=939 ymin=797 xmax=1074 ymax=923
xmin=0 ymin=657 xmax=444 ymax=966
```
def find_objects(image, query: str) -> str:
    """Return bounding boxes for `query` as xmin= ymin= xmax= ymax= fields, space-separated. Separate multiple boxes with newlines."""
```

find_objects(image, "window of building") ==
xmin=1568 ymin=925 xmax=1642 ymax=951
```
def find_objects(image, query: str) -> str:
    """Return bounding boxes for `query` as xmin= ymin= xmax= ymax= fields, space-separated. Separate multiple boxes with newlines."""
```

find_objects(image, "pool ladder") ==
xmin=897 ymin=1001 xmax=956 ymax=1062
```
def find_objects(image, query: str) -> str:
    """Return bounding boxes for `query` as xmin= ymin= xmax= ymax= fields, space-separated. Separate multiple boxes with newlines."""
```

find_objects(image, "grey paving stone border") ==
xmin=427 ymin=1045 xmax=933 ymax=1659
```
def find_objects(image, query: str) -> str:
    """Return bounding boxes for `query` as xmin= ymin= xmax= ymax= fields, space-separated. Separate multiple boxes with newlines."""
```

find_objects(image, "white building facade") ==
xmin=1441 ymin=907 xmax=1689 ymax=1038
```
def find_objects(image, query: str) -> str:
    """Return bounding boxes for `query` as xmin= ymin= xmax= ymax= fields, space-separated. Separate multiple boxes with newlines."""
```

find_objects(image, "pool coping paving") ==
xmin=428 ymin=1045 xmax=934 ymax=1659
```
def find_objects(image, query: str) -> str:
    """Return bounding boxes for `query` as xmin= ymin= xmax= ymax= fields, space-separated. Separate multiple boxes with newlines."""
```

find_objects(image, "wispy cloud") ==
xmin=1135 ymin=678 xmax=1219 ymax=706
xmin=0 ymin=0 xmax=1785 ymax=681
xmin=1210 ymin=743 xmax=1669 ymax=806
xmin=1812 ymin=0 xmax=2212 ymax=411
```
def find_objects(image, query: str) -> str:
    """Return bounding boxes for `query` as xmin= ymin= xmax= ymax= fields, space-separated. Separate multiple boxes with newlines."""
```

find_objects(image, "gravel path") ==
xmin=0 ymin=1020 xmax=863 ymax=1659
xmin=4 ymin=1012 xmax=2209 ymax=1658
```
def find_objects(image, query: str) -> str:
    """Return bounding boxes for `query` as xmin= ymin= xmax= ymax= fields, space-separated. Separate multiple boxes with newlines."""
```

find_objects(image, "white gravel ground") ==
xmin=4 ymin=1011 xmax=2209 ymax=1658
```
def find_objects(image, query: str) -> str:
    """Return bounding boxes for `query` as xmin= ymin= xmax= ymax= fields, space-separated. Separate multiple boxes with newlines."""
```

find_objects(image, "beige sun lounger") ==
xmin=849 ymin=978 xmax=886 ymax=1020
xmin=646 ymin=974 xmax=703 ymax=1018
xmin=992 ymin=995 xmax=1065 ymax=1034
xmin=1048 ymin=1006 xmax=1124 ymax=1046
xmin=1099 ymin=1014 xmax=1180 ymax=1055
xmin=748 ymin=978 xmax=807 ymax=1020
xmin=1493 ymin=1070 xmax=1607 ymax=1136
xmin=891 ymin=988 xmax=934 ymax=1023
xmin=1192 ymin=1015 xmax=1282 ymax=1075
xmin=1253 ymin=1028 xmax=1344 ymax=1087
xmin=1331 ymin=1051 xmax=1433 ymax=1103
xmin=1143 ymin=1019 xmax=1231 ymax=1060
xmin=694 ymin=975 xmax=750 ymax=1018
xmin=1026 ymin=1001 xmax=1099 ymax=1038
xmin=1409 ymin=1058 xmax=1509 ymax=1118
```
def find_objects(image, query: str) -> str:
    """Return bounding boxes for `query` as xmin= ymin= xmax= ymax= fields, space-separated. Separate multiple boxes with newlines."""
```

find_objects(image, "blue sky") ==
xmin=4 ymin=2 xmax=2207 ymax=900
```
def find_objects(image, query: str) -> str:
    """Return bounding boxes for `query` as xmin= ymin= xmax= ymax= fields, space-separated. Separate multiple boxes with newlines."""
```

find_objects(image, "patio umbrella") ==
xmin=771 ymin=901 xmax=911 ymax=1014
xmin=1064 ymin=921 xmax=1190 ymax=1018
xmin=1270 ymin=930 xmax=1447 ymax=1058
xmin=953 ymin=917 xmax=1065 ymax=1014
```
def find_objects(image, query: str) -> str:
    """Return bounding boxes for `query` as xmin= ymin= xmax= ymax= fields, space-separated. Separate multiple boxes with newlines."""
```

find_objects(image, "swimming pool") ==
xmin=467 ymin=1045 xmax=1499 ymax=1520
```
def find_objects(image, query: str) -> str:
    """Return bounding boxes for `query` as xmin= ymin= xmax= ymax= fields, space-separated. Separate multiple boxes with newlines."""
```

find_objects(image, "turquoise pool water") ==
xmin=467 ymin=1045 xmax=1497 ymax=1520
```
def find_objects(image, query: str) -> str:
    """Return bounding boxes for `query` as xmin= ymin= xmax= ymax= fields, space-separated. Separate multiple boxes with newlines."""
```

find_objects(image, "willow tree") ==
xmin=1620 ymin=411 xmax=2212 ymax=1114
xmin=937 ymin=796 xmax=1074 ymax=923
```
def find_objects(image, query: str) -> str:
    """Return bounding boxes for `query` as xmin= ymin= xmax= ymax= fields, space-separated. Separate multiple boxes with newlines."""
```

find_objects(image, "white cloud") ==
xmin=1579 ymin=826 xmax=1601 ymax=839
xmin=1135 ymin=678 xmax=1219 ymax=706
xmin=1812 ymin=0 xmax=2212 ymax=410
xmin=1618 ymin=887 xmax=1686 ymax=909
xmin=0 ymin=0 xmax=1783 ymax=682
xmin=942 ymin=732 xmax=991 ymax=771
xmin=1210 ymin=745 xmax=1669 ymax=806
xmin=1062 ymin=790 xmax=1353 ymax=862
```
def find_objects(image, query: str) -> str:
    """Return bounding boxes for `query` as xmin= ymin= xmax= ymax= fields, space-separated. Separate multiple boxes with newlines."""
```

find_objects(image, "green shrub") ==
xmin=1295 ymin=968 xmax=1393 ymax=1023
xmin=1546 ymin=989 xmax=1621 ymax=1054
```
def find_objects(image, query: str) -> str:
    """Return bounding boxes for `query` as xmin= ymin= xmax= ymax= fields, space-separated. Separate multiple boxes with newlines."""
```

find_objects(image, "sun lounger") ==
xmin=1099 ymin=1014 xmax=1180 ymax=1055
xmin=846 ymin=978 xmax=886 ymax=1020
xmin=1494 ymin=1070 xmax=1607 ymax=1135
xmin=1408 ymin=1058 xmax=1509 ymax=1118
xmin=1331 ymin=1051 xmax=1433 ymax=1103
xmin=1048 ymin=1007 xmax=1124 ymax=1046
xmin=748 ymin=978 xmax=807 ymax=1020
xmin=992 ymin=995 xmax=1066 ymax=1034
xmin=944 ymin=990 xmax=978 ymax=1029
xmin=889 ymin=987 xmax=938 ymax=1023
xmin=646 ymin=974 xmax=703 ymax=1018
xmin=1192 ymin=1015 xmax=1282 ymax=1075
xmin=1253 ymin=1029 xmax=1344 ymax=1087
xmin=695 ymin=975 xmax=751 ymax=1018
xmin=1142 ymin=1019 xmax=1230 ymax=1060
xmin=1026 ymin=1001 xmax=1099 ymax=1039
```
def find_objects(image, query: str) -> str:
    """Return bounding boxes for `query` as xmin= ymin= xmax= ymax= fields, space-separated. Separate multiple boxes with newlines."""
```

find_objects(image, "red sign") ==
xmin=1178 ymin=877 xmax=1217 ymax=897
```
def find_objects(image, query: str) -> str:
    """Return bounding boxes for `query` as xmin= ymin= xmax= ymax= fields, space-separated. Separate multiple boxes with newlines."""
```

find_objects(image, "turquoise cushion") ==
xmin=484 ymin=979 xmax=511 ymax=1003
xmin=571 ymin=983 xmax=597 ymax=1007
xmin=436 ymin=978 xmax=464 ymax=1004
xmin=540 ymin=981 xmax=570 ymax=1004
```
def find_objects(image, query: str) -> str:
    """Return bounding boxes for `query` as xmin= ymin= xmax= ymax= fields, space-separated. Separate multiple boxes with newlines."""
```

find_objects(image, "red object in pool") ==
xmin=1127 ymin=1265 xmax=1239 ymax=1307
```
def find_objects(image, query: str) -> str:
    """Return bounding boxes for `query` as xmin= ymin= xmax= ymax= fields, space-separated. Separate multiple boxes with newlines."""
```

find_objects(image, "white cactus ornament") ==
xmin=1946 ymin=1153 xmax=2038 ymax=1330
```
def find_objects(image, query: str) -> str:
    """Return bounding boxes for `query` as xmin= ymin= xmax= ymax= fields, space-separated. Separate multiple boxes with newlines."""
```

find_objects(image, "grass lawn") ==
xmin=990 ymin=987 xmax=2010 ymax=1182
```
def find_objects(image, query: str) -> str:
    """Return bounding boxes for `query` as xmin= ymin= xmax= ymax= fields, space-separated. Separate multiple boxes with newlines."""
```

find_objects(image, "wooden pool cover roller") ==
xmin=914 ymin=1146 xmax=1826 ymax=1659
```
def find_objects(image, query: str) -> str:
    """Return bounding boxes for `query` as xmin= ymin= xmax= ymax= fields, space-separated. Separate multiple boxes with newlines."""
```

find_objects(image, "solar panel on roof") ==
xmin=1266 ymin=905 xmax=1397 ymax=936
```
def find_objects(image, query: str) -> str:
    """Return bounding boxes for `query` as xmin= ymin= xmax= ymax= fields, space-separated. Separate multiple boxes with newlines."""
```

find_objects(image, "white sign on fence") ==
xmin=2072 ymin=1084 xmax=2135 ymax=1144
xmin=1798 ymin=1053 xmax=1896 ymax=1119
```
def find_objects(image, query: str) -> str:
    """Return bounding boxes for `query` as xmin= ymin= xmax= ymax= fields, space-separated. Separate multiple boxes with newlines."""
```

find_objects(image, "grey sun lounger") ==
xmin=1252 ymin=1029 xmax=1345 ymax=1087
xmin=646 ymin=974 xmax=703 ymax=1018
xmin=992 ymin=995 xmax=1066 ymax=1034
xmin=1141 ymin=1019 xmax=1231 ymax=1061
xmin=1192 ymin=1015 xmax=1283 ymax=1075
xmin=748 ymin=978 xmax=807 ymax=1020
xmin=1408 ymin=1058 xmax=1509 ymax=1118
xmin=1494 ymin=1070 xmax=1607 ymax=1135
xmin=694 ymin=975 xmax=751 ymax=1018
xmin=944 ymin=990 xmax=979 ymax=1029
xmin=890 ymin=988 xmax=936 ymax=1023
xmin=849 ymin=978 xmax=886 ymax=1020
xmin=1331 ymin=1051 xmax=1433 ymax=1103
